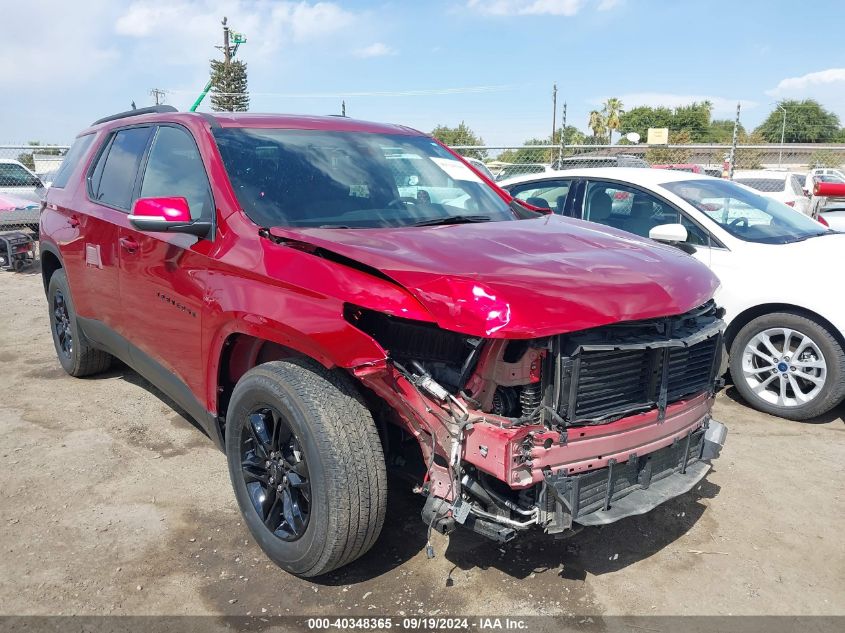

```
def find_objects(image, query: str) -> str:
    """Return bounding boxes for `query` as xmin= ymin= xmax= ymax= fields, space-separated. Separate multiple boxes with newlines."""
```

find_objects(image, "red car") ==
xmin=40 ymin=106 xmax=727 ymax=576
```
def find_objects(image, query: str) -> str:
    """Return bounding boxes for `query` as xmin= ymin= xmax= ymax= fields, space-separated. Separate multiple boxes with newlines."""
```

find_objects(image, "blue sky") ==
xmin=3 ymin=0 xmax=845 ymax=146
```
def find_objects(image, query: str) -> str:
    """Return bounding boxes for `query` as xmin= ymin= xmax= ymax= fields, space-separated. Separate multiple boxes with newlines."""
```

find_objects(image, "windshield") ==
xmin=213 ymin=128 xmax=513 ymax=228
xmin=662 ymin=178 xmax=830 ymax=244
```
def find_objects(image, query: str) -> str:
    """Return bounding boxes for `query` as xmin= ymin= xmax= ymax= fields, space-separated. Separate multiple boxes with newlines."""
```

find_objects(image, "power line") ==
xmin=149 ymin=88 xmax=166 ymax=105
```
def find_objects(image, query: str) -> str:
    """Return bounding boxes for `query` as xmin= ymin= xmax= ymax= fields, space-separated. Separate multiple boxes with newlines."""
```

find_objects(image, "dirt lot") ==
xmin=1 ymin=264 xmax=843 ymax=620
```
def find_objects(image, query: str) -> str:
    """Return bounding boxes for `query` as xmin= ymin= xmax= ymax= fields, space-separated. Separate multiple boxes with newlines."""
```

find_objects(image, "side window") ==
xmin=584 ymin=181 xmax=679 ymax=238
xmin=51 ymin=134 xmax=95 ymax=189
xmin=91 ymin=127 xmax=152 ymax=209
xmin=679 ymin=214 xmax=711 ymax=246
xmin=509 ymin=180 xmax=572 ymax=214
xmin=140 ymin=126 xmax=212 ymax=220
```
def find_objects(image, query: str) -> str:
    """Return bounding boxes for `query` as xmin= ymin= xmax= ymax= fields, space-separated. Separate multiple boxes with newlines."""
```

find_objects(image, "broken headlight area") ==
xmin=345 ymin=302 xmax=726 ymax=544
xmin=344 ymin=305 xmax=546 ymax=420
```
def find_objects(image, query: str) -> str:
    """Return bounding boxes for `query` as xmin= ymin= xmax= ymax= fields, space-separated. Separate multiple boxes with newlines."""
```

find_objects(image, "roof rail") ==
xmin=91 ymin=105 xmax=178 ymax=126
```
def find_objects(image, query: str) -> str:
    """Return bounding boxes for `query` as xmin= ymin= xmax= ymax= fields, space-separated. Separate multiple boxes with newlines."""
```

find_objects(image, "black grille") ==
xmin=666 ymin=336 xmax=720 ymax=401
xmin=550 ymin=301 xmax=723 ymax=425
xmin=547 ymin=428 xmax=706 ymax=519
xmin=574 ymin=349 xmax=654 ymax=419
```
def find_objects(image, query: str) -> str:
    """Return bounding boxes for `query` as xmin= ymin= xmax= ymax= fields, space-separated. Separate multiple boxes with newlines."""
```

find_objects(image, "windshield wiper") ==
xmin=412 ymin=215 xmax=491 ymax=227
xmin=788 ymin=231 xmax=832 ymax=243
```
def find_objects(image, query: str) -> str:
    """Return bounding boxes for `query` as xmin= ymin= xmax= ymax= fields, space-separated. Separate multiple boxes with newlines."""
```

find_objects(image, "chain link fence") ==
xmin=451 ymin=143 xmax=845 ymax=183
xmin=2 ymin=140 xmax=844 ymax=237
xmin=0 ymin=145 xmax=70 ymax=236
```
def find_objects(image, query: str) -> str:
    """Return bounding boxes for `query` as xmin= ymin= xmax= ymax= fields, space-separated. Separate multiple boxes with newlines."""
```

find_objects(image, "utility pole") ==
xmin=551 ymin=83 xmax=558 ymax=143
xmin=149 ymin=88 xmax=166 ymax=105
xmin=558 ymin=101 xmax=567 ymax=167
xmin=341 ymin=100 xmax=346 ymax=117
xmin=776 ymin=103 xmax=787 ymax=167
xmin=222 ymin=17 xmax=231 ymax=64
xmin=728 ymin=102 xmax=741 ymax=180
xmin=191 ymin=16 xmax=246 ymax=112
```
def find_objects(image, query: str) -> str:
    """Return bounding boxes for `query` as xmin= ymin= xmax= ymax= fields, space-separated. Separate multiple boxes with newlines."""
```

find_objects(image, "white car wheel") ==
xmin=741 ymin=327 xmax=826 ymax=407
xmin=730 ymin=312 xmax=845 ymax=421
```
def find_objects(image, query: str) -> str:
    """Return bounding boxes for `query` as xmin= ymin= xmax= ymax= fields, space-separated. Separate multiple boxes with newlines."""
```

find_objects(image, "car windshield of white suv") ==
xmin=662 ymin=179 xmax=831 ymax=244
xmin=213 ymin=128 xmax=514 ymax=228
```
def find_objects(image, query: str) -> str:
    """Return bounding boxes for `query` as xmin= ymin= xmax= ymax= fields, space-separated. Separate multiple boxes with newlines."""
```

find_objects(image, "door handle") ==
xmin=68 ymin=215 xmax=80 ymax=228
xmin=119 ymin=237 xmax=139 ymax=253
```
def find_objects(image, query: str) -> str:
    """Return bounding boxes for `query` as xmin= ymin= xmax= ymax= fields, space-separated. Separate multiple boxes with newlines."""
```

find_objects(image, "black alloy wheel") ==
xmin=53 ymin=290 xmax=73 ymax=359
xmin=240 ymin=406 xmax=311 ymax=540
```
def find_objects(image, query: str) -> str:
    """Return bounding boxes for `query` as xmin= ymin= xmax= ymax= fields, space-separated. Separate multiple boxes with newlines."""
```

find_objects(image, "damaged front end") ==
xmin=345 ymin=299 xmax=728 ymax=543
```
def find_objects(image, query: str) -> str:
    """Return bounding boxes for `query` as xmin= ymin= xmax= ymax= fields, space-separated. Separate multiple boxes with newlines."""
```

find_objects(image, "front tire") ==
xmin=225 ymin=360 xmax=387 ymax=577
xmin=47 ymin=269 xmax=112 ymax=377
xmin=730 ymin=311 xmax=845 ymax=420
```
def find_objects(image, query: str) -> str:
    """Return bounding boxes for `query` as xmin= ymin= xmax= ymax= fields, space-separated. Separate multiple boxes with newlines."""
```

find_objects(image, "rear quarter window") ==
xmin=51 ymin=134 xmax=95 ymax=189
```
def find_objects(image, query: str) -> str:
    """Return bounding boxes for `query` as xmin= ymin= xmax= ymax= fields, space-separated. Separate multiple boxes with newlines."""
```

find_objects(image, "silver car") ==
xmin=0 ymin=159 xmax=47 ymax=204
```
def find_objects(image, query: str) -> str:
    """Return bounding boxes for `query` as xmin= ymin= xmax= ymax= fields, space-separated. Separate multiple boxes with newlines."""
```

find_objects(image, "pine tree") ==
xmin=209 ymin=59 xmax=249 ymax=112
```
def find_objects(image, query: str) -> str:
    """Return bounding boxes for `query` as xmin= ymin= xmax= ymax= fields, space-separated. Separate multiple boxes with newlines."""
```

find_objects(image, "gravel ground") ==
xmin=0 ymin=264 xmax=843 ymax=619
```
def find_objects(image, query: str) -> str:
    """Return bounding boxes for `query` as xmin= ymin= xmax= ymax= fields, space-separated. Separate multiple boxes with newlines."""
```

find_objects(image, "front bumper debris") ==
xmin=544 ymin=419 xmax=727 ymax=528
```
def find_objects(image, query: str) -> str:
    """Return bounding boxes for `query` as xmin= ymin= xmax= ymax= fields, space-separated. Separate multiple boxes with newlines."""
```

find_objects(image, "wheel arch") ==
xmin=209 ymin=323 xmax=386 ymax=442
xmin=39 ymin=244 xmax=64 ymax=294
xmin=725 ymin=303 xmax=845 ymax=353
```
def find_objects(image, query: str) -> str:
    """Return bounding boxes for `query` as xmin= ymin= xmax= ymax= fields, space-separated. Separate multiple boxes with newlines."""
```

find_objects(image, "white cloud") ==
xmin=599 ymin=93 xmax=758 ymax=115
xmin=597 ymin=0 xmax=622 ymax=10
xmin=114 ymin=1 xmax=359 ymax=64
xmin=0 ymin=0 xmax=119 ymax=85
xmin=466 ymin=0 xmax=584 ymax=16
xmin=767 ymin=68 xmax=845 ymax=95
xmin=354 ymin=42 xmax=396 ymax=58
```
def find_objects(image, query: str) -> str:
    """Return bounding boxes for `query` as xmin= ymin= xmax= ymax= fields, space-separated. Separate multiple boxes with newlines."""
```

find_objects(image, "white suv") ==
xmin=732 ymin=170 xmax=809 ymax=215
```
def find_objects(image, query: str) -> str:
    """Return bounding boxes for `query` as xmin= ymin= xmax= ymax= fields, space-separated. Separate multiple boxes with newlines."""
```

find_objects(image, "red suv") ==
xmin=40 ymin=106 xmax=727 ymax=577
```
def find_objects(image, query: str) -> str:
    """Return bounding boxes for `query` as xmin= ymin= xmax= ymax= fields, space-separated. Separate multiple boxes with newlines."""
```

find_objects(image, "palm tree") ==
xmin=603 ymin=98 xmax=624 ymax=145
xmin=588 ymin=110 xmax=607 ymax=143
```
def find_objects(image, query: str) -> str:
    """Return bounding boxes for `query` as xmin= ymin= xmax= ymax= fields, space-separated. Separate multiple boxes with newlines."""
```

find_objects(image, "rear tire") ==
xmin=730 ymin=311 xmax=845 ymax=420
xmin=225 ymin=359 xmax=387 ymax=577
xmin=47 ymin=269 xmax=112 ymax=377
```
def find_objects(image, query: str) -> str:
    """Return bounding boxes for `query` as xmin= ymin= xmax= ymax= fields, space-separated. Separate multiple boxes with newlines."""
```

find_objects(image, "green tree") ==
xmin=619 ymin=105 xmax=673 ymax=140
xmin=672 ymin=101 xmax=713 ymax=141
xmin=645 ymin=130 xmax=692 ymax=164
xmin=431 ymin=122 xmax=486 ymax=159
xmin=602 ymin=98 xmax=624 ymax=145
xmin=588 ymin=110 xmax=607 ymax=143
xmin=553 ymin=125 xmax=586 ymax=146
xmin=496 ymin=138 xmax=552 ymax=164
xmin=210 ymin=59 xmax=249 ymax=112
xmin=754 ymin=99 xmax=840 ymax=143
xmin=706 ymin=119 xmax=745 ymax=143
xmin=620 ymin=102 xmax=716 ymax=142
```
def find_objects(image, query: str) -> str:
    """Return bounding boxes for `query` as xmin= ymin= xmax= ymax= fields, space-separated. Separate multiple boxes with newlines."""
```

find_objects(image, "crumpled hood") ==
xmin=270 ymin=215 xmax=719 ymax=338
